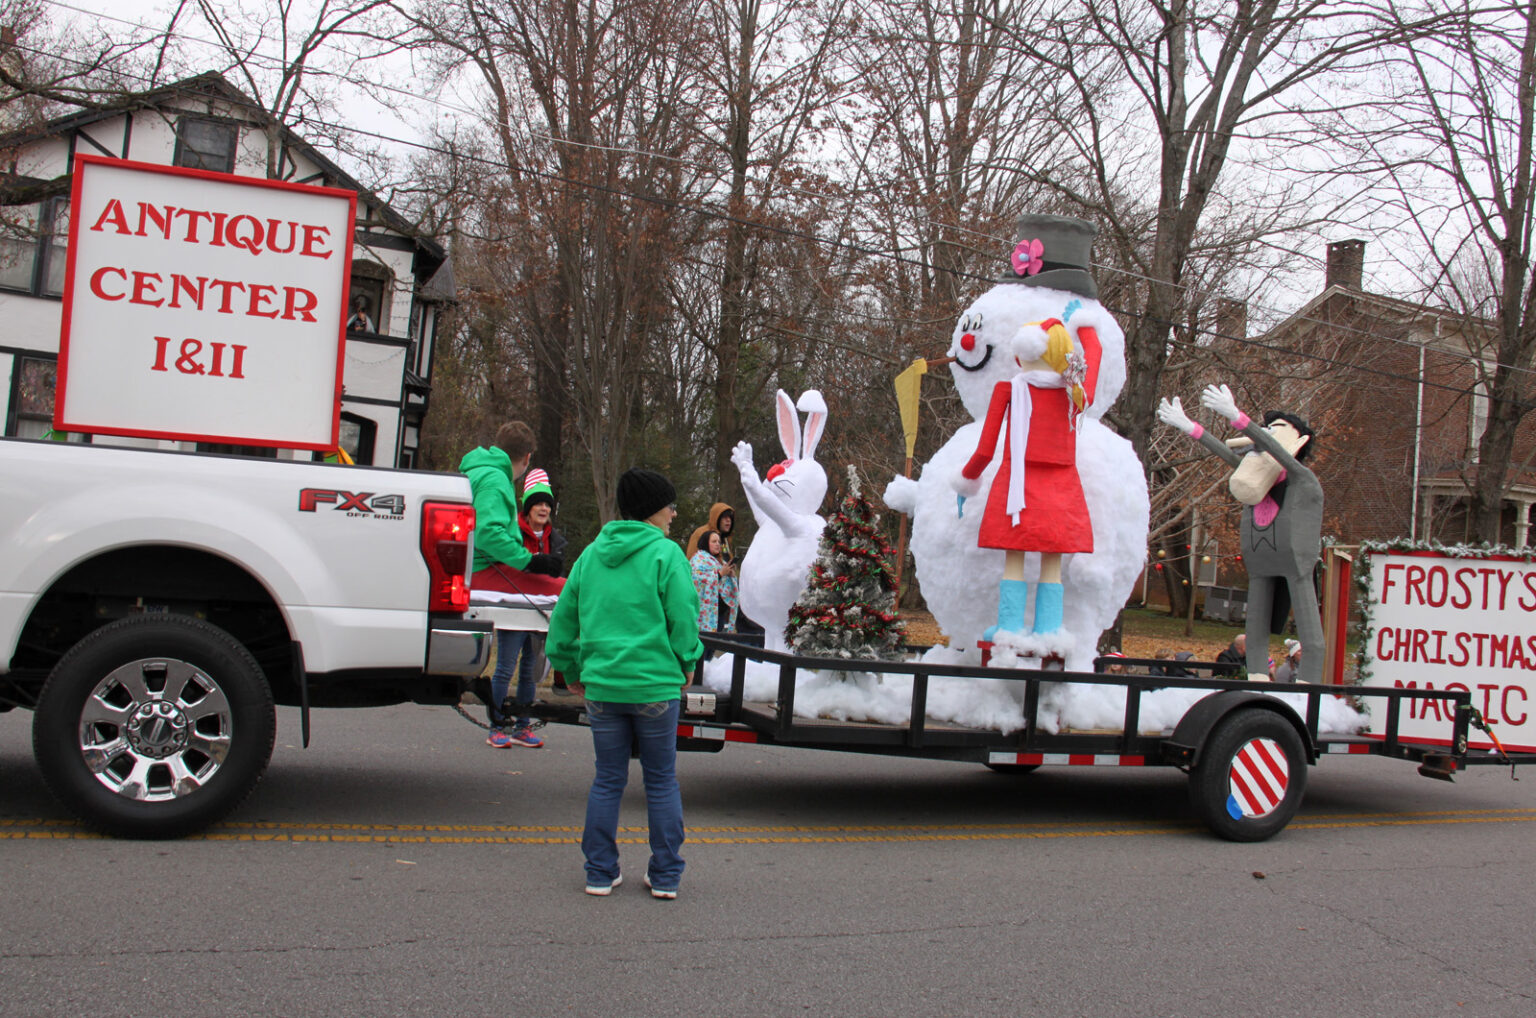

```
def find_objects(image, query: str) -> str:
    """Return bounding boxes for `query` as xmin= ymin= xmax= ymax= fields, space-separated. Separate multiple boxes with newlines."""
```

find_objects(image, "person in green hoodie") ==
xmin=546 ymin=468 xmax=703 ymax=899
xmin=458 ymin=422 xmax=562 ymax=747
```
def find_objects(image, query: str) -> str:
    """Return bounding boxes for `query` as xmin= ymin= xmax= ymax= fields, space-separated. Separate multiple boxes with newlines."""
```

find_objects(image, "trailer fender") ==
xmin=1162 ymin=691 xmax=1315 ymax=768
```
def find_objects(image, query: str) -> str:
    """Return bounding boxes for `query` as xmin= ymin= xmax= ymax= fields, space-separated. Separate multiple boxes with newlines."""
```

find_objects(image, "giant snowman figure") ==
xmin=884 ymin=215 xmax=1149 ymax=671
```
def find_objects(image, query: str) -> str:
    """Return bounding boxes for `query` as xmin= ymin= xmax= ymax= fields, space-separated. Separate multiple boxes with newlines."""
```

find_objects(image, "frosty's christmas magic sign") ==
xmin=55 ymin=155 xmax=356 ymax=450
xmin=1362 ymin=548 xmax=1536 ymax=753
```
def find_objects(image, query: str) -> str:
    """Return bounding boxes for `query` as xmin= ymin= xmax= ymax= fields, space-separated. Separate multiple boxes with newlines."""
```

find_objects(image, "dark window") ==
xmin=174 ymin=118 xmax=238 ymax=173
xmin=347 ymin=275 xmax=387 ymax=335
xmin=338 ymin=412 xmax=377 ymax=465
xmin=0 ymin=198 xmax=70 ymax=297
xmin=348 ymin=259 xmax=392 ymax=336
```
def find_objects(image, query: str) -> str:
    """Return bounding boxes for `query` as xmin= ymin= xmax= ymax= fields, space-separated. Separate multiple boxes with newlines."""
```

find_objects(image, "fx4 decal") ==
xmin=298 ymin=489 xmax=407 ymax=518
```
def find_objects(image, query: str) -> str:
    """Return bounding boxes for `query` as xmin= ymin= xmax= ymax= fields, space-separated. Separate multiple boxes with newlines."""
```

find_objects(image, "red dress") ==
xmin=962 ymin=380 xmax=1093 ymax=553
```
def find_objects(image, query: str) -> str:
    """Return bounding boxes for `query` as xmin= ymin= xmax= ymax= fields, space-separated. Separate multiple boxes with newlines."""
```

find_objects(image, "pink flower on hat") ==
xmin=1012 ymin=238 xmax=1044 ymax=277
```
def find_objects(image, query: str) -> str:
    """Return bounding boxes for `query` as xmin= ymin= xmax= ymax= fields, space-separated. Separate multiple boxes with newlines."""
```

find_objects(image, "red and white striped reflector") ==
xmin=987 ymin=752 xmax=1147 ymax=767
xmin=1227 ymin=737 xmax=1289 ymax=819
xmin=1324 ymin=742 xmax=1372 ymax=754
xmin=677 ymin=724 xmax=758 ymax=744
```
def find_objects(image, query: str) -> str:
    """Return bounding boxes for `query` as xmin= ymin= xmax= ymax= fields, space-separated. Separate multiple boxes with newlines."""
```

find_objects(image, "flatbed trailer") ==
xmin=524 ymin=633 xmax=1535 ymax=841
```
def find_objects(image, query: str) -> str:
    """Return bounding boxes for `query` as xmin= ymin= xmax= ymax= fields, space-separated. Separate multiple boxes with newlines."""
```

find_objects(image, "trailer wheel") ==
xmin=1188 ymin=708 xmax=1307 ymax=842
xmin=32 ymin=614 xmax=275 ymax=839
xmin=985 ymin=762 xmax=1041 ymax=775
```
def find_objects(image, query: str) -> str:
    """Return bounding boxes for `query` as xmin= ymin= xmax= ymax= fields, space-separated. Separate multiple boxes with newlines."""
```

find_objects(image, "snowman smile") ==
xmin=952 ymin=344 xmax=994 ymax=372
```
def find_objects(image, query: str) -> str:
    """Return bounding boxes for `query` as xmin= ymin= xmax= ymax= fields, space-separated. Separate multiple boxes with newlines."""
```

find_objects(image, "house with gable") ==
xmin=0 ymin=71 xmax=450 ymax=466
xmin=1254 ymin=239 xmax=1536 ymax=550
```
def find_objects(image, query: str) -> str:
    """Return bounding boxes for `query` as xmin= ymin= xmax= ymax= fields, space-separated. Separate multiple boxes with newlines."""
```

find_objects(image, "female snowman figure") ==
xmin=885 ymin=215 xmax=1147 ymax=669
xmin=952 ymin=310 xmax=1097 ymax=643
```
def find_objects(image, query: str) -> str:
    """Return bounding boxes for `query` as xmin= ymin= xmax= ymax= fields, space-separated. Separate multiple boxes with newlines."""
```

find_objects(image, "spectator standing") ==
xmin=690 ymin=530 xmax=738 ymax=632
xmin=345 ymin=293 xmax=376 ymax=332
xmin=546 ymin=468 xmax=703 ymax=899
xmin=487 ymin=468 xmax=567 ymax=748
xmin=459 ymin=423 xmax=562 ymax=747
xmin=686 ymin=503 xmax=740 ymax=629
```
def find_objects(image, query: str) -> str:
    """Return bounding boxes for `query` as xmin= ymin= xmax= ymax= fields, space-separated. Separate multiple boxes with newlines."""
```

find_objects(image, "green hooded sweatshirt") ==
xmin=545 ymin=520 xmax=703 ymax=703
xmin=458 ymin=446 xmax=532 ymax=572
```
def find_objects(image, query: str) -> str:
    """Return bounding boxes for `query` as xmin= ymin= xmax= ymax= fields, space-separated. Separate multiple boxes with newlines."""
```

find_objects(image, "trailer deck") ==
xmin=524 ymin=634 xmax=1534 ymax=839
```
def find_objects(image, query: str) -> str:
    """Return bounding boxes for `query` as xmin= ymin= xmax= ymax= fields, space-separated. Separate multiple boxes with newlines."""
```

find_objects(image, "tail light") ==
xmin=421 ymin=501 xmax=475 ymax=612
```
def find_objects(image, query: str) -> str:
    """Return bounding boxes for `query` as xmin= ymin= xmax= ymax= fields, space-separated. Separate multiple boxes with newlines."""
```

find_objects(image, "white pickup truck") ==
xmin=0 ymin=437 xmax=492 ymax=837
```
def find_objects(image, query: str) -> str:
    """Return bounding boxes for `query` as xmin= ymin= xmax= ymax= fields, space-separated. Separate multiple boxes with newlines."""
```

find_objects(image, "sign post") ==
xmin=55 ymin=155 xmax=356 ymax=450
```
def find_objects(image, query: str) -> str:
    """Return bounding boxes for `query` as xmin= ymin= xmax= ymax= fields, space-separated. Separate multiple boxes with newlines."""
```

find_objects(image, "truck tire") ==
xmin=1188 ymin=708 xmax=1308 ymax=842
xmin=32 ymin=614 xmax=276 ymax=839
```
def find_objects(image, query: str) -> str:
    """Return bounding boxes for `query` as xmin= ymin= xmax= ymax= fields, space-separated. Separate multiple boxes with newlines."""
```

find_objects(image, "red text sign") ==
xmin=1363 ymin=550 xmax=1536 ymax=752
xmin=56 ymin=155 xmax=356 ymax=450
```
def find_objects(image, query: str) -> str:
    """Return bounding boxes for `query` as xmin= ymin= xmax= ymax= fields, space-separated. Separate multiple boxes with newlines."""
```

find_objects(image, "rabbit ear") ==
xmin=796 ymin=390 xmax=827 ymax=460
xmin=776 ymin=389 xmax=802 ymax=460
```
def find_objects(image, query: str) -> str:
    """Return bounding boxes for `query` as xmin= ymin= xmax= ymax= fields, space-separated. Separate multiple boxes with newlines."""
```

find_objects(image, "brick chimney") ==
xmin=1215 ymin=297 xmax=1247 ymax=340
xmin=1326 ymin=239 xmax=1365 ymax=290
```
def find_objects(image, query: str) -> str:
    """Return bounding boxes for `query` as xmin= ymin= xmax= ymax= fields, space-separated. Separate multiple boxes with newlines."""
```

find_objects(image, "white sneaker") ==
xmin=585 ymin=874 xmax=622 ymax=896
xmin=643 ymin=873 xmax=678 ymax=900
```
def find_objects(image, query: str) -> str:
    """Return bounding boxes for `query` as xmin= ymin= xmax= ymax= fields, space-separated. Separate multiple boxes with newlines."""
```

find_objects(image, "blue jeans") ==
xmin=582 ymin=699 xmax=684 ymax=890
xmin=490 ymin=629 xmax=539 ymax=729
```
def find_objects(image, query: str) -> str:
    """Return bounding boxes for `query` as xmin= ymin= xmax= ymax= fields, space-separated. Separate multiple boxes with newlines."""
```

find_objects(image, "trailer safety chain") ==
xmin=1466 ymin=706 xmax=1518 ymax=781
xmin=451 ymin=697 xmax=549 ymax=734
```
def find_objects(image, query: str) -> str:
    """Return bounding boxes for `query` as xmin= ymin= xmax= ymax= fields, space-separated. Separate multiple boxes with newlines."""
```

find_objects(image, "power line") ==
xmin=8 ymin=18 xmax=1536 ymax=403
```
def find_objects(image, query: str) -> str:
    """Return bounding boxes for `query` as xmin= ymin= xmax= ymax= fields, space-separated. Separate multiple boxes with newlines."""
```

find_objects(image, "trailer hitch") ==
xmin=1417 ymin=755 xmax=1458 ymax=782
xmin=1464 ymin=705 xmax=1518 ymax=781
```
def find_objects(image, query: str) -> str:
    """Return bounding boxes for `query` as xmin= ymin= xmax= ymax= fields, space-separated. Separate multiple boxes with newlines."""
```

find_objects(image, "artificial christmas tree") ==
xmin=785 ymin=465 xmax=906 ymax=661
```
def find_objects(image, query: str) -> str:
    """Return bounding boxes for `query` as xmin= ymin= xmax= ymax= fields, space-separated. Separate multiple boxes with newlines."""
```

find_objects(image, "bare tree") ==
xmin=188 ymin=0 xmax=396 ymax=178
xmin=400 ymin=0 xmax=715 ymax=519
xmin=687 ymin=0 xmax=855 ymax=498
xmin=1334 ymin=0 xmax=1536 ymax=542
xmin=984 ymin=0 xmax=1443 ymax=468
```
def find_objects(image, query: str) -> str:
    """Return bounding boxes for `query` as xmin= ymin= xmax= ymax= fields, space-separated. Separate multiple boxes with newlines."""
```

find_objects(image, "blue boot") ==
xmin=984 ymin=579 xmax=1030 ymax=641
xmin=1033 ymin=582 xmax=1064 ymax=635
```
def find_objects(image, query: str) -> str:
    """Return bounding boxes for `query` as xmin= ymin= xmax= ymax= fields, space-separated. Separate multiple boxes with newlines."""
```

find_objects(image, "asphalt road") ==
xmin=2 ymin=702 xmax=1534 ymax=1018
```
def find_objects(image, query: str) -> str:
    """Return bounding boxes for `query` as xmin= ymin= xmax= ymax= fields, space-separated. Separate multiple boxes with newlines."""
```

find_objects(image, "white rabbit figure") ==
xmin=732 ymin=389 xmax=829 ymax=653
xmin=884 ymin=281 xmax=1148 ymax=671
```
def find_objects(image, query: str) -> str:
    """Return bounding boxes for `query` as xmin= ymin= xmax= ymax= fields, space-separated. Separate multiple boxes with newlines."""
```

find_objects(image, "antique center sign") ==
xmin=1362 ymin=548 xmax=1536 ymax=754
xmin=55 ymin=154 xmax=357 ymax=450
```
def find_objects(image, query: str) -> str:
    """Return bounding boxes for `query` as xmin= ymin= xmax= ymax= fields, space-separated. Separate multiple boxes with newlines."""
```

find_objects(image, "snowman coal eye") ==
xmin=958 ymin=315 xmax=972 ymax=333
xmin=972 ymin=313 xmax=983 ymax=331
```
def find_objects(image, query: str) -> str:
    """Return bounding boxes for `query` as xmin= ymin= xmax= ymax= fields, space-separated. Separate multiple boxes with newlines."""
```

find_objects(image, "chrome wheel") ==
xmin=34 ymin=614 xmax=274 ymax=838
xmin=80 ymin=657 xmax=234 ymax=802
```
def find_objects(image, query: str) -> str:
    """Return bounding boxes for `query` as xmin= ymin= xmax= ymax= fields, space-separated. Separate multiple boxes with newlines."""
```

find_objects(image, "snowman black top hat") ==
xmin=999 ymin=214 xmax=1098 ymax=300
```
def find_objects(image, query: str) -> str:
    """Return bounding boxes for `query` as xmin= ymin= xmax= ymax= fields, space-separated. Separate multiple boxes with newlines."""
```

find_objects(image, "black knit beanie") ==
xmin=521 ymin=489 xmax=555 ymax=513
xmin=616 ymin=468 xmax=675 ymax=521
